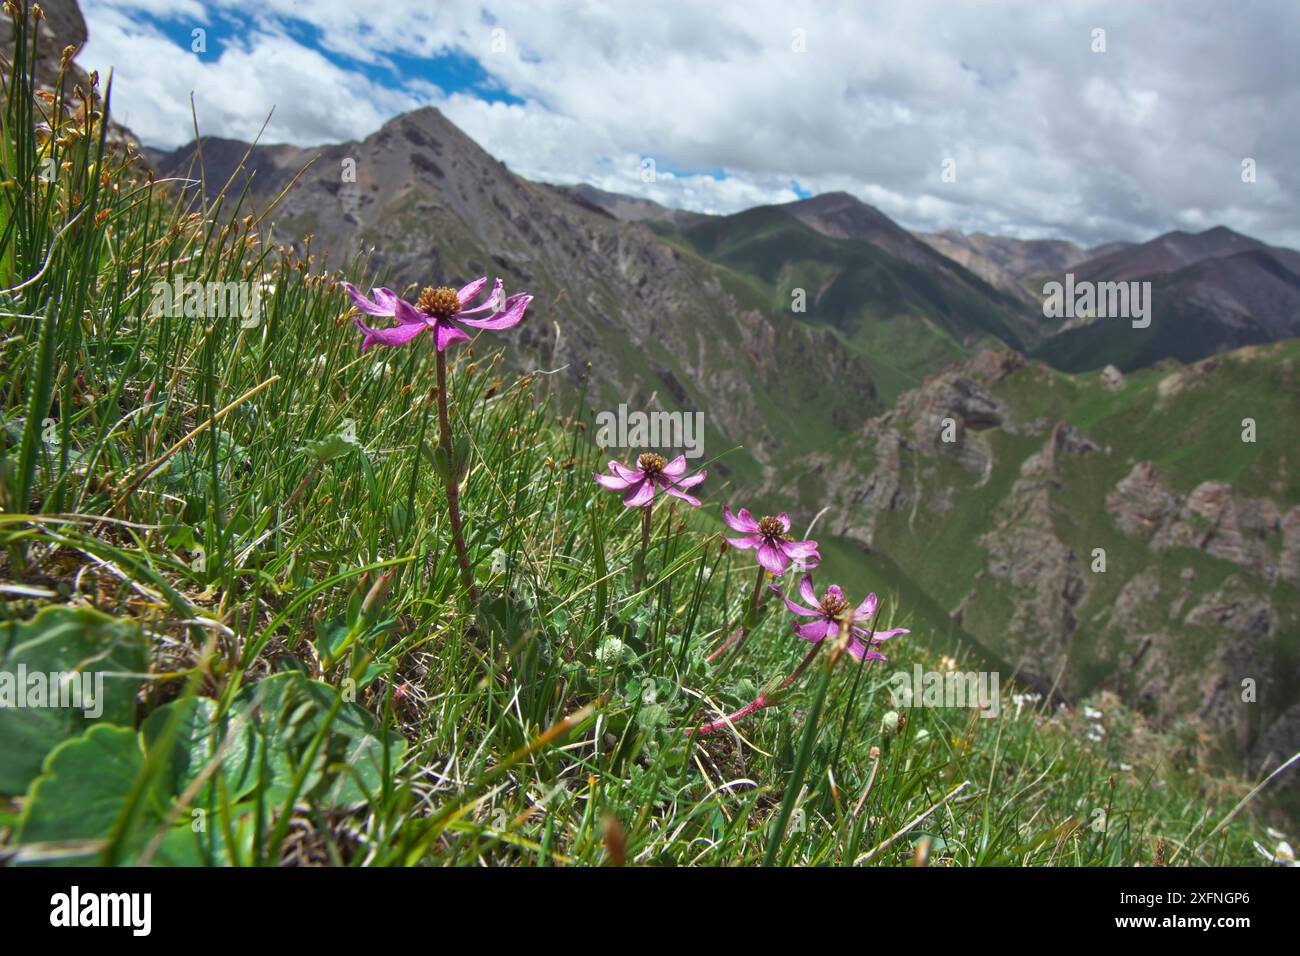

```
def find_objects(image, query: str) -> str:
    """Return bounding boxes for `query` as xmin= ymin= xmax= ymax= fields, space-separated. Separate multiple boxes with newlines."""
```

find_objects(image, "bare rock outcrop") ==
xmin=1108 ymin=463 xmax=1289 ymax=583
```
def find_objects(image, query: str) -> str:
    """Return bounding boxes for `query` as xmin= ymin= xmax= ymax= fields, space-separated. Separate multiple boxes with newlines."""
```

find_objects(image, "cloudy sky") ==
xmin=80 ymin=0 xmax=1299 ymax=248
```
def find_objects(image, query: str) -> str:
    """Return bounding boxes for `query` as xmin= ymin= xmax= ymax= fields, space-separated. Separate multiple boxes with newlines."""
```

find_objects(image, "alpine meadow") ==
xmin=1 ymin=0 xmax=1298 ymax=900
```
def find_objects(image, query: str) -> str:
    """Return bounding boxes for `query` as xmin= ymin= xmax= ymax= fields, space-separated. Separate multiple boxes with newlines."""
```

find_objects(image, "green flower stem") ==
xmin=436 ymin=347 xmax=478 ymax=604
xmin=633 ymin=498 xmax=653 ymax=592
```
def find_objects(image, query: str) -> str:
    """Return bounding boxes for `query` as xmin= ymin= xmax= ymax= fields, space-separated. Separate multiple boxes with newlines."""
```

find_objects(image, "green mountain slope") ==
xmin=657 ymin=204 xmax=1036 ymax=400
xmin=768 ymin=344 xmax=1300 ymax=807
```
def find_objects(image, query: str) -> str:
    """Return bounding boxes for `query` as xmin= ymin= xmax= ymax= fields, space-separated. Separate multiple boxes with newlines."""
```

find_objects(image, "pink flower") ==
xmin=771 ymin=574 xmax=908 ymax=661
xmin=344 ymin=276 xmax=531 ymax=352
xmin=594 ymin=453 xmax=707 ymax=508
xmin=722 ymin=506 xmax=820 ymax=575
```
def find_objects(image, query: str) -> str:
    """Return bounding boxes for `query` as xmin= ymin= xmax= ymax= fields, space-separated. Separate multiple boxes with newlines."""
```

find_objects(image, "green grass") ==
xmin=0 ymin=8 xmax=1284 ymax=866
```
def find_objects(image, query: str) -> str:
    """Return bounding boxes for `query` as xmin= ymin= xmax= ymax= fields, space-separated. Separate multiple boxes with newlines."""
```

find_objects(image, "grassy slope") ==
xmin=0 ymin=14 xmax=1285 ymax=865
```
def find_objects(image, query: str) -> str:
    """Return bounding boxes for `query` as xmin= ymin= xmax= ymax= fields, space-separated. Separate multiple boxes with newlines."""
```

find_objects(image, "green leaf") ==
xmin=0 ymin=605 xmax=148 ymax=795
xmin=235 ymin=672 xmax=405 ymax=808
xmin=302 ymin=432 xmax=355 ymax=462
xmin=140 ymin=696 xmax=258 ymax=805
xmin=14 ymin=724 xmax=152 ymax=862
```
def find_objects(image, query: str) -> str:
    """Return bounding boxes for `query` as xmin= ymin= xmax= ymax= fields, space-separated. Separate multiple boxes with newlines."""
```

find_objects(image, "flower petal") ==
xmin=457 ymin=292 xmax=531 ymax=330
xmin=849 ymin=625 xmax=908 ymax=647
xmin=726 ymin=534 xmax=762 ymax=550
xmin=595 ymin=472 xmax=635 ymax=491
xmin=672 ymin=469 xmax=706 ymax=489
xmin=756 ymin=540 xmax=789 ymax=575
xmin=352 ymin=315 xmax=426 ymax=351
xmin=798 ymin=574 xmax=818 ymax=607
xmin=662 ymin=484 xmax=702 ymax=507
xmin=847 ymin=637 xmax=888 ymax=661
xmin=344 ymin=282 xmax=397 ymax=317
xmin=456 ymin=276 xmax=488 ymax=306
xmin=623 ymin=478 xmax=655 ymax=508
xmin=782 ymin=539 xmax=820 ymax=568
xmin=433 ymin=320 xmax=472 ymax=351
xmin=855 ymin=592 xmax=878 ymax=621
xmin=783 ymin=539 xmax=819 ymax=557
xmin=661 ymin=455 xmax=687 ymax=478
xmin=772 ymin=583 xmax=819 ymax=617
xmin=775 ymin=512 xmax=792 ymax=533
xmin=794 ymin=619 xmax=831 ymax=642
xmin=459 ymin=278 xmax=504 ymax=314
xmin=722 ymin=505 xmax=760 ymax=533
xmin=610 ymin=460 xmax=643 ymax=482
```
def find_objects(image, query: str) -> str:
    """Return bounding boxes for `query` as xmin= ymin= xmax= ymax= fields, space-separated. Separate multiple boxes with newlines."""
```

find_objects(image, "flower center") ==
xmin=637 ymin=453 xmax=666 ymax=476
xmin=819 ymin=594 xmax=848 ymax=618
xmin=758 ymin=515 xmax=785 ymax=538
xmin=417 ymin=286 xmax=461 ymax=319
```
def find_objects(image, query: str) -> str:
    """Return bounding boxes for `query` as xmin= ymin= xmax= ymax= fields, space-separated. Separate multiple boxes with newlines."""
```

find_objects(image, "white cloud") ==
xmin=80 ymin=0 xmax=1300 ymax=248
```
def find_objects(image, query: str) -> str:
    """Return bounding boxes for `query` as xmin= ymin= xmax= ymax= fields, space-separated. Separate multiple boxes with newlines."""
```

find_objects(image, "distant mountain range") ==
xmin=146 ymin=105 xmax=1300 ymax=788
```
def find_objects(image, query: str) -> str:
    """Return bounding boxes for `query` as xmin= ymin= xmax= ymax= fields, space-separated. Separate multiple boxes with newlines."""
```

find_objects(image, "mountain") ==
xmin=913 ymin=223 xmax=1300 ymax=373
xmin=554 ymin=182 xmax=707 ymax=228
xmin=653 ymin=196 xmax=1037 ymax=397
xmin=1031 ymin=228 xmax=1300 ymax=372
xmin=0 ymin=0 xmax=88 ymax=94
xmin=915 ymin=230 xmax=1089 ymax=303
xmin=148 ymin=109 xmax=886 ymax=483
xmin=1070 ymin=225 xmax=1300 ymax=284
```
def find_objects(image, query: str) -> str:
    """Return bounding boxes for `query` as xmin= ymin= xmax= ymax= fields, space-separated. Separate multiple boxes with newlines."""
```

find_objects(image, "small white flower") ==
xmin=595 ymin=636 xmax=626 ymax=666
xmin=1254 ymin=840 xmax=1296 ymax=866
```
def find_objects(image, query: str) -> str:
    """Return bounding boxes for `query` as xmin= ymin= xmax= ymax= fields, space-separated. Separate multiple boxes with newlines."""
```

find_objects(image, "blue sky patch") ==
xmin=151 ymin=6 xmax=522 ymax=105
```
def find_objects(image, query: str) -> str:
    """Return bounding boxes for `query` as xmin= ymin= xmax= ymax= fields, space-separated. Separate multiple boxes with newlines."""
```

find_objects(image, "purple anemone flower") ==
xmin=722 ymin=506 xmax=820 ymax=575
xmin=594 ymin=453 xmax=707 ymax=508
xmin=344 ymin=276 xmax=531 ymax=352
xmin=771 ymin=574 xmax=909 ymax=661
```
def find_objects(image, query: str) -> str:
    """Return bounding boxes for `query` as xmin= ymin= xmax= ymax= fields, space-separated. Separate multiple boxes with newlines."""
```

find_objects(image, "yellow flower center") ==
xmin=819 ymin=594 xmax=848 ymax=617
xmin=638 ymin=453 xmax=666 ymax=476
xmin=417 ymin=286 xmax=461 ymax=319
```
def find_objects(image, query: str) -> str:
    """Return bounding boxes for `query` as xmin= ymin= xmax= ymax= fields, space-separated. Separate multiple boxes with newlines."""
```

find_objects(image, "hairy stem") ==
xmin=689 ymin=641 xmax=824 ymax=737
xmin=633 ymin=499 xmax=653 ymax=592
xmin=436 ymin=348 xmax=478 ymax=604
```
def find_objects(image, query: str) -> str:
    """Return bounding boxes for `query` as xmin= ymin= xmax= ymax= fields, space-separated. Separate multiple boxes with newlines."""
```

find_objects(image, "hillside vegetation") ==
xmin=0 ymin=7 xmax=1290 ymax=865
